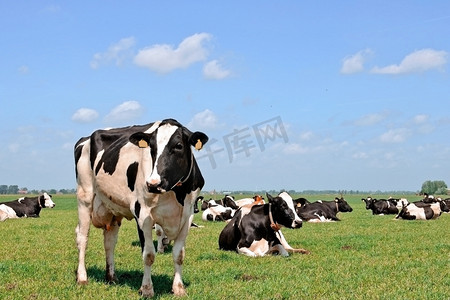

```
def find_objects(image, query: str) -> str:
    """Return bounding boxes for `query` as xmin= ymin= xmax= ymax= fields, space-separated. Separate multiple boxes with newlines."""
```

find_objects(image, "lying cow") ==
xmin=0 ymin=193 xmax=55 ymax=221
xmin=361 ymin=197 xmax=399 ymax=215
xmin=202 ymin=201 xmax=235 ymax=221
xmin=218 ymin=192 xmax=309 ymax=257
xmin=74 ymin=118 xmax=208 ymax=297
xmin=296 ymin=197 xmax=353 ymax=222
xmin=396 ymin=200 xmax=449 ymax=220
xmin=234 ymin=195 xmax=265 ymax=207
xmin=200 ymin=195 xmax=238 ymax=211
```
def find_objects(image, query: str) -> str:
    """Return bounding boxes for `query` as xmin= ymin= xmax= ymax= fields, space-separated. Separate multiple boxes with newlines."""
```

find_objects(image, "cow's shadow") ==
xmin=84 ymin=241 xmax=178 ymax=296
xmin=85 ymin=266 xmax=181 ymax=297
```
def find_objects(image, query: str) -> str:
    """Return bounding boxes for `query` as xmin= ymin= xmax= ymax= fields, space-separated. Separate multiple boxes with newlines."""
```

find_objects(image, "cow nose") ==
xmin=147 ymin=180 xmax=165 ymax=193
xmin=293 ymin=219 xmax=303 ymax=228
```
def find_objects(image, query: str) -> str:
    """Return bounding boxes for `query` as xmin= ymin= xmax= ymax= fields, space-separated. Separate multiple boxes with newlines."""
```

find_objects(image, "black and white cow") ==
xmin=202 ymin=201 xmax=235 ymax=221
xmin=74 ymin=119 xmax=208 ymax=297
xmin=218 ymin=192 xmax=309 ymax=257
xmin=200 ymin=195 xmax=238 ymax=211
xmin=396 ymin=200 xmax=449 ymax=220
xmin=361 ymin=197 xmax=399 ymax=215
xmin=296 ymin=197 xmax=353 ymax=222
xmin=0 ymin=193 xmax=55 ymax=221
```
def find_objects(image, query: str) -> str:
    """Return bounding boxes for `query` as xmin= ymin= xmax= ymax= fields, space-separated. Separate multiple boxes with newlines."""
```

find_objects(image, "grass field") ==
xmin=0 ymin=193 xmax=449 ymax=300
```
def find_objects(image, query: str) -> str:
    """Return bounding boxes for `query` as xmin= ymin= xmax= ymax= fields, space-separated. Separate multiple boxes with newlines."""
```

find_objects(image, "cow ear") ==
xmin=130 ymin=132 xmax=151 ymax=148
xmin=189 ymin=131 xmax=209 ymax=151
xmin=266 ymin=193 xmax=274 ymax=203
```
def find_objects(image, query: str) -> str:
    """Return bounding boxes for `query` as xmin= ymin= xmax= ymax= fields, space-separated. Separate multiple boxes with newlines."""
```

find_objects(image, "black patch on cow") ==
xmin=133 ymin=201 xmax=145 ymax=252
xmin=126 ymin=162 xmax=139 ymax=192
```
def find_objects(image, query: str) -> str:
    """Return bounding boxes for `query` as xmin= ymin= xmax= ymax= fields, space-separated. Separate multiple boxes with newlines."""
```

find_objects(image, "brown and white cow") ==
xmin=74 ymin=119 xmax=208 ymax=297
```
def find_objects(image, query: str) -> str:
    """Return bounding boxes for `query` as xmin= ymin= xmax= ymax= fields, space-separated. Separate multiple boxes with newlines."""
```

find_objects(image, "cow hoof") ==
xmin=77 ymin=279 xmax=88 ymax=285
xmin=106 ymin=274 xmax=118 ymax=284
xmin=172 ymin=283 xmax=187 ymax=297
xmin=139 ymin=285 xmax=154 ymax=298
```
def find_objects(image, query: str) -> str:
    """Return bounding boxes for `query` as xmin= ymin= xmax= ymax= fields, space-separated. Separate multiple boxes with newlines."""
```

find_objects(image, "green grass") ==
xmin=0 ymin=194 xmax=449 ymax=299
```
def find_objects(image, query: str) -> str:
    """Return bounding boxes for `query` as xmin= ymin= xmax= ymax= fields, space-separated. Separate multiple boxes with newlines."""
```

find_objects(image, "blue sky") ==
xmin=1 ymin=1 xmax=449 ymax=192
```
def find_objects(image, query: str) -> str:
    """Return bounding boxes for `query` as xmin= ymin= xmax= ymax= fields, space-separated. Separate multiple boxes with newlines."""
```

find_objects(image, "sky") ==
xmin=1 ymin=1 xmax=450 ymax=193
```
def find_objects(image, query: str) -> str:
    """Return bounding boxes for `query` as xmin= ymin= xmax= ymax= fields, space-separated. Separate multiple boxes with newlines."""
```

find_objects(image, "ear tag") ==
xmin=138 ymin=140 xmax=148 ymax=148
xmin=194 ymin=139 xmax=203 ymax=150
xmin=297 ymin=203 xmax=302 ymax=207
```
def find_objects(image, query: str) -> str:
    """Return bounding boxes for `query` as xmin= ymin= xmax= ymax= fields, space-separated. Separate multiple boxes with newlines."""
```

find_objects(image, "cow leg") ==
xmin=170 ymin=215 xmax=193 ymax=296
xmin=155 ymin=224 xmax=169 ymax=254
xmin=139 ymin=217 xmax=156 ymax=298
xmin=75 ymin=200 xmax=92 ymax=284
xmin=104 ymin=217 xmax=121 ymax=283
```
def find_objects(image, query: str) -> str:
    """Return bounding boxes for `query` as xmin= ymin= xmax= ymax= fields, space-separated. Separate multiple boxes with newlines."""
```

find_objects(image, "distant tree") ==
xmin=421 ymin=180 xmax=447 ymax=195
xmin=7 ymin=185 xmax=19 ymax=194
xmin=0 ymin=185 xmax=7 ymax=194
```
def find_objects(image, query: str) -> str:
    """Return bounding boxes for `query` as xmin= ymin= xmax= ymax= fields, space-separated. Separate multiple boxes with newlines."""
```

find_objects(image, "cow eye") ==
xmin=174 ymin=143 xmax=183 ymax=151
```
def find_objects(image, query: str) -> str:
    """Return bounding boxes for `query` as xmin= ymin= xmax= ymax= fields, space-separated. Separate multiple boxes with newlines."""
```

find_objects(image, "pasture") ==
xmin=0 ymin=194 xmax=449 ymax=299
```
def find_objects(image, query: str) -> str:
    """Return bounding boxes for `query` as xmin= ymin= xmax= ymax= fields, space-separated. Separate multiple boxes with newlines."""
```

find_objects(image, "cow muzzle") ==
xmin=292 ymin=219 xmax=303 ymax=228
xmin=147 ymin=181 xmax=166 ymax=194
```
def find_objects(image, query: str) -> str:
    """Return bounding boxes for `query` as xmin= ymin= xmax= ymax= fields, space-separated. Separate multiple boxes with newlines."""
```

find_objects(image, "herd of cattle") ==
xmin=1 ymin=119 xmax=449 ymax=298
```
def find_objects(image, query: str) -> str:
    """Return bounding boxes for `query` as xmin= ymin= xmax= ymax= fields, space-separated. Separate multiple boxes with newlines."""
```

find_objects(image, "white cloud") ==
xmin=133 ymin=33 xmax=212 ymax=73
xmin=371 ymin=49 xmax=448 ymax=74
xmin=352 ymin=151 xmax=369 ymax=159
xmin=413 ymin=114 xmax=429 ymax=124
xmin=71 ymin=108 xmax=99 ymax=123
xmin=91 ymin=37 xmax=136 ymax=69
xmin=188 ymin=109 xmax=219 ymax=130
xmin=379 ymin=128 xmax=410 ymax=143
xmin=18 ymin=65 xmax=29 ymax=74
xmin=104 ymin=100 xmax=143 ymax=125
xmin=340 ymin=49 xmax=373 ymax=74
xmin=203 ymin=60 xmax=231 ymax=79
xmin=353 ymin=112 xmax=388 ymax=126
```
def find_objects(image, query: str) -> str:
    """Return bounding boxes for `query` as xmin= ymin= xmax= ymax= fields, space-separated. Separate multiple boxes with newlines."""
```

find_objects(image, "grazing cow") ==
xmin=396 ymin=200 xmax=449 ymax=220
xmin=74 ymin=119 xmax=208 ymax=297
xmin=361 ymin=197 xmax=398 ymax=215
xmin=296 ymin=197 xmax=353 ymax=222
xmin=0 ymin=193 xmax=55 ymax=221
xmin=218 ymin=192 xmax=309 ymax=257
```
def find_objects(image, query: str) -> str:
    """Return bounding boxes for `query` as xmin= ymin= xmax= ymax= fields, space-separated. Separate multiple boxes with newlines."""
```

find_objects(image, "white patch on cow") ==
xmin=42 ymin=193 xmax=56 ymax=208
xmin=278 ymin=192 xmax=303 ymax=226
xmin=235 ymin=198 xmax=254 ymax=207
xmin=147 ymin=123 xmax=178 ymax=186
xmin=403 ymin=204 xmax=427 ymax=220
xmin=243 ymin=239 xmax=270 ymax=257
xmin=396 ymin=198 xmax=409 ymax=209
xmin=0 ymin=204 xmax=18 ymax=221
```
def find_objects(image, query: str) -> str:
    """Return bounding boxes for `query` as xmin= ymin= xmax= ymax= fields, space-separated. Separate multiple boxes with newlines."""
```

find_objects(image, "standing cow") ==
xmin=74 ymin=119 xmax=208 ymax=297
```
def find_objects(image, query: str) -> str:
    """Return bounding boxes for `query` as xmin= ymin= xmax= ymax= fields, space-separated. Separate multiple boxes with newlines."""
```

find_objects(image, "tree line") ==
xmin=0 ymin=185 xmax=76 ymax=195
xmin=1 ymin=180 xmax=447 ymax=196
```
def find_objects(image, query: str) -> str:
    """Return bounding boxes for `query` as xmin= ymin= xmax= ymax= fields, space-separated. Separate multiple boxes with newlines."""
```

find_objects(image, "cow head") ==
xmin=361 ymin=197 xmax=374 ymax=210
xmin=129 ymin=119 xmax=208 ymax=194
xmin=267 ymin=192 xmax=302 ymax=229
xmin=335 ymin=197 xmax=353 ymax=212
xmin=40 ymin=193 xmax=56 ymax=208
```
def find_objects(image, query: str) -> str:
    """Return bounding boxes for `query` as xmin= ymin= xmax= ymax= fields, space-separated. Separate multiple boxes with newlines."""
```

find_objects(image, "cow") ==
xmin=0 ymin=193 xmax=55 ymax=221
xmin=74 ymin=119 xmax=208 ymax=297
xmin=202 ymin=202 xmax=235 ymax=221
xmin=396 ymin=200 xmax=449 ymax=220
xmin=200 ymin=195 xmax=238 ymax=211
xmin=234 ymin=195 xmax=265 ymax=207
xmin=218 ymin=192 xmax=309 ymax=257
xmin=296 ymin=197 xmax=353 ymax=222
xmin=361 ymin=197 xmax=399 ymax=215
